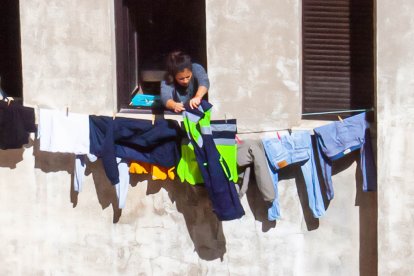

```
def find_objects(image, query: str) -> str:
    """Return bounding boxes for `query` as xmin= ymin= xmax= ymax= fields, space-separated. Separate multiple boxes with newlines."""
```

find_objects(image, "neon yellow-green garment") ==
xmin=177 ymin=119 xmax=238 ymax=185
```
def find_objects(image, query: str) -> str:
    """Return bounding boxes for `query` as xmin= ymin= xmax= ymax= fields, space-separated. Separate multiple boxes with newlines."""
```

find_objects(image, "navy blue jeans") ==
xmin=313 ymin=112 xmax=377 ymax=200
xmin=262 ymin=131 xmax=325 ymax=220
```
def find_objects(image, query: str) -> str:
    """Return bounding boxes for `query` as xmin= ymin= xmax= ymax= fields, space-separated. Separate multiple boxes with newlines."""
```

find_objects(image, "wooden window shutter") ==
xmin=114 ymin=0 xmax=139 ymax=110
xmin=302 ymin=0 xmax=374 ymax=119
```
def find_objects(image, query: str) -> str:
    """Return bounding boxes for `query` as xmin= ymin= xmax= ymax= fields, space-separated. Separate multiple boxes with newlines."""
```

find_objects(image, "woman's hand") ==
xmin=173 ymin=102 xmax=185 ymax=113
xmin=189 ymin=96 xmax=202 ymax=109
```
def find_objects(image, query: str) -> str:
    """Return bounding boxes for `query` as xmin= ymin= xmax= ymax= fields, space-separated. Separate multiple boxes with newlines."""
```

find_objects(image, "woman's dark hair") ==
xmin=165 ymin=51 xmax=192 ymax=84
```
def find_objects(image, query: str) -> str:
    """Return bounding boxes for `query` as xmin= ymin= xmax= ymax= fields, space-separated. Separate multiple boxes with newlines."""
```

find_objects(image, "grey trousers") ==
xmin=237 ymin=139 xmax=275 ymax=202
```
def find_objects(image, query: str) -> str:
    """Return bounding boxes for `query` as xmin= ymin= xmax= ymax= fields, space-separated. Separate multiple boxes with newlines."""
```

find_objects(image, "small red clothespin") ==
xmin=235 ymin=135 xmax=243 ymax=144
xmin=276 ymin=131 xmax=281 ymax=140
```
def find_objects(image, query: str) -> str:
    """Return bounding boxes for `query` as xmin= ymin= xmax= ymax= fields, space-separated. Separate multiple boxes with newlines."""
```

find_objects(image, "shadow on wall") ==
xmin=355 ymin=157 xmax=378 ymax=276
xmin=21 ymin=137 xmax=377 ymax=264
xmin=0 ymin=147 xmax=24 ymax=168
xmin=0 ymin=138 xmax=34 ymax=168
xmin=148 ymin=180 xmax=227 ymax=261
xmin=276 ymin=164 xmax=320 ymax=231
xmin=33 ymin=139 xmax=74 ymax=174
xmin=244 ymin=177 xmax=277 ymax=232
xmin=314 ymin=148 xmax=378 ymax=276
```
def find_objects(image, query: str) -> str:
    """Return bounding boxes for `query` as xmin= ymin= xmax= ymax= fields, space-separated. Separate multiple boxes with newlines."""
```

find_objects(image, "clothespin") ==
xmin=276 ymin=131 xmax=281 ymax=140
xmin=112 ymin=111 xmax=116 ymax=120
xmin=224 ymin=113 xmax=227 ymax=124
xmin=288 ymin=129 xmax=292 ymax=135
xmin=151 ymin=114 xmax=155 ymax=125
xmin=7 ymin=97 xmax=13 ymax=106
xmin=66 ymin=106 xmax=69 ymax=117
xmin=235 ymin=134 xmax=243 ymax=144
xmin=338 ymin=115 xmax=344 ymax=123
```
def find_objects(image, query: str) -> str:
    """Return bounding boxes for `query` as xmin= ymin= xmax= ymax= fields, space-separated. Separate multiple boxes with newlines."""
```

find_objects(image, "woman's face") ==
xmin=175 ymin=68 xmax=192 ymax=87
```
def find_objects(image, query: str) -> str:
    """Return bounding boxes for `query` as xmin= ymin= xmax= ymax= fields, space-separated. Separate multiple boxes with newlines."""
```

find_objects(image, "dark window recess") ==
xmin=0 ymin=0 xmax=23 ymax=99
xmin=114 ymin=0 xmax=207 ymax=110
xmin=302 ymin=0 xmax=374 ymax=120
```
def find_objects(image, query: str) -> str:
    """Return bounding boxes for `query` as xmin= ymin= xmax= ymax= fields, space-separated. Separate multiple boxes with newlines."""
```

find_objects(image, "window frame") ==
xmin=113 ymin=0 xmax=207 ymax=112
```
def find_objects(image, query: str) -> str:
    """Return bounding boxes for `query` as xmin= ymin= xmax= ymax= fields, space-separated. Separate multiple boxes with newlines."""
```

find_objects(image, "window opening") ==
xmin=114 ymin=0 xmax=207 ymax=111
xmin=0 ymin=0 xmax=23 ymax=100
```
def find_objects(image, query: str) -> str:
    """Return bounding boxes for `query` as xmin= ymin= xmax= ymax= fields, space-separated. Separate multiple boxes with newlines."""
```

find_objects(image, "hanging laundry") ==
xmin=313 ymin=112 xmax=377 ymax=200
xmin=182 ymin=100 xmax=244 ymax=221
xmin=262 ymin=131 xmax=325 ymax=220
xmin=129 ymin=161 xmax=175 ymax=181
xmin=211 ymin=119 xmax=238 ymax=183
xmin=237 ymin=139 xmax=275 ymax=202
xmin=176 ymin=138 xmax=204 ymax=184
xmin=74 ymin=154 xmax=97 ymax=192
xmin=115 ymin=158 xmax=130 ymax=209
xmin=38 ymin=108 xmax=90 ymax=154
xmin=0 ymin=100 xmax=36 ymax=149
xmin=89 ymin=116 xmax=182 ymax=185
xmin=74 ymin=155 xmax=129 ymax=209
xmin=177 ymin=119 xmax=238 ymax=185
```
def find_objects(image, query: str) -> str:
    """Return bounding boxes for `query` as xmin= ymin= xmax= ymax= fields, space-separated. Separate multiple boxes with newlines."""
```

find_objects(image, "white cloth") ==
xmin=74 ymin=155 xmax=130 ymax=209
xmin=38 ymin=108 xmax=90 ymax=154
xmin=74 ymin=154 xmax=97 ymax=192
xmin=115 ymin=159 xmax=130 ymax=209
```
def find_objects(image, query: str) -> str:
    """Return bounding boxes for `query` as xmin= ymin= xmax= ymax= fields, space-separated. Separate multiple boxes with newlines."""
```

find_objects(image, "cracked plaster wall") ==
xmin=377 ymin=1 xmax=414 ymax=275
xmin=0 ymin=0 xmax=381 ymax=275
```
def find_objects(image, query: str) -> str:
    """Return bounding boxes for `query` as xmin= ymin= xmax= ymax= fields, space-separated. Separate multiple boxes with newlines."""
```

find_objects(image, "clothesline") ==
xmin=302 ymin=108 xmax=374 ymax=116
xmin=237 ymin=129 xmax=291 ymax=134
xmin=0 ymin=100 xmax=377 ymax=223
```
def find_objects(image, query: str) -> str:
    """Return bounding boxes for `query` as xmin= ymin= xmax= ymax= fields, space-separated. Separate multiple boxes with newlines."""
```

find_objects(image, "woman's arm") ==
xmin=166 ymin=99 xmax=185 ymax=113
xmin=189 ymin=64 xmax=210 ymax=109
xmin=161 ymin=81 xmax=185 ymax=113
xmin=189 ymin=85 xmax=208 ymax=109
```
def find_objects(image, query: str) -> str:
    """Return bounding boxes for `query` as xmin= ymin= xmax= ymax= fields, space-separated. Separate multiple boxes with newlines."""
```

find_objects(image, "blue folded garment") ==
xmin=130 ymin=94 xmax=161 ymax=107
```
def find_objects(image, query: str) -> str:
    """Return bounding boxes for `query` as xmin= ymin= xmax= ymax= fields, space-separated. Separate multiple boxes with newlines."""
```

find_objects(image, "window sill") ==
xmin=117 ymin=106 xmax=182 ymax=121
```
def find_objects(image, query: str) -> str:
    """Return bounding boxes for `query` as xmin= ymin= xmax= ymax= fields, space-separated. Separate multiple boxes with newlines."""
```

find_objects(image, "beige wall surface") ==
xmin=206 ymin=0 xmax=301 ymax=132
xmin=377 ymin=1 xmax=414 ymax=275
xmin=19 ymin=0 xmax=115 ymax=115
xmin=0 ymin=0 xmax=378 ymax=275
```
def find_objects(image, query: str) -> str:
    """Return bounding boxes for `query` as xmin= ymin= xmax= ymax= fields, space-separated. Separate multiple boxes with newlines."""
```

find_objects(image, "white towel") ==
xmin=38 ymin=108 xmax=90 ymax=154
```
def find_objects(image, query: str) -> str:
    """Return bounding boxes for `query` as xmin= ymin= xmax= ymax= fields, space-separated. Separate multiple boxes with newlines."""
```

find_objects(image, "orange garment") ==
xmin=129 ymin=162 xmax=175 ymax=181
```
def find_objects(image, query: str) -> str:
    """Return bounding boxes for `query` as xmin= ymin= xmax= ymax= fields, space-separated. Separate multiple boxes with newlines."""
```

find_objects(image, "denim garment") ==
xmin=262 ymin=131 xmax=325 ymax=221
xmin=313 ymin=112 xmax=377 ymax=200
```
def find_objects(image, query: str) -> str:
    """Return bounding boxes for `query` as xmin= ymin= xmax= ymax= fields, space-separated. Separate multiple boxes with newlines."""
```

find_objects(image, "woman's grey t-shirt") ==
xmin=160 ymin=63 xmax=210 ymax=106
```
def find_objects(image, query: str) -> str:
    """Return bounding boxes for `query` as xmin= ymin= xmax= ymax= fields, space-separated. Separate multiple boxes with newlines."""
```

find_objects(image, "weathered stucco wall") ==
xmin=206 ymin=0 xmax=301 ymax=132
xmin=377 ymin=1 xmax=414 ymax=275
xmin=0 ymin=0 xmax=378 ymax=275
xmin=19 ymin=0 xmax=116 ymax=114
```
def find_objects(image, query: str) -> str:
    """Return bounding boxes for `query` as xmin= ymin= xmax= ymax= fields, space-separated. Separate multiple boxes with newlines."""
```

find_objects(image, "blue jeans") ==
xmin=313 ymin=112 xmax=377 ymax=200
xmin=262 ymin=131 xmax=325 ymax=220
